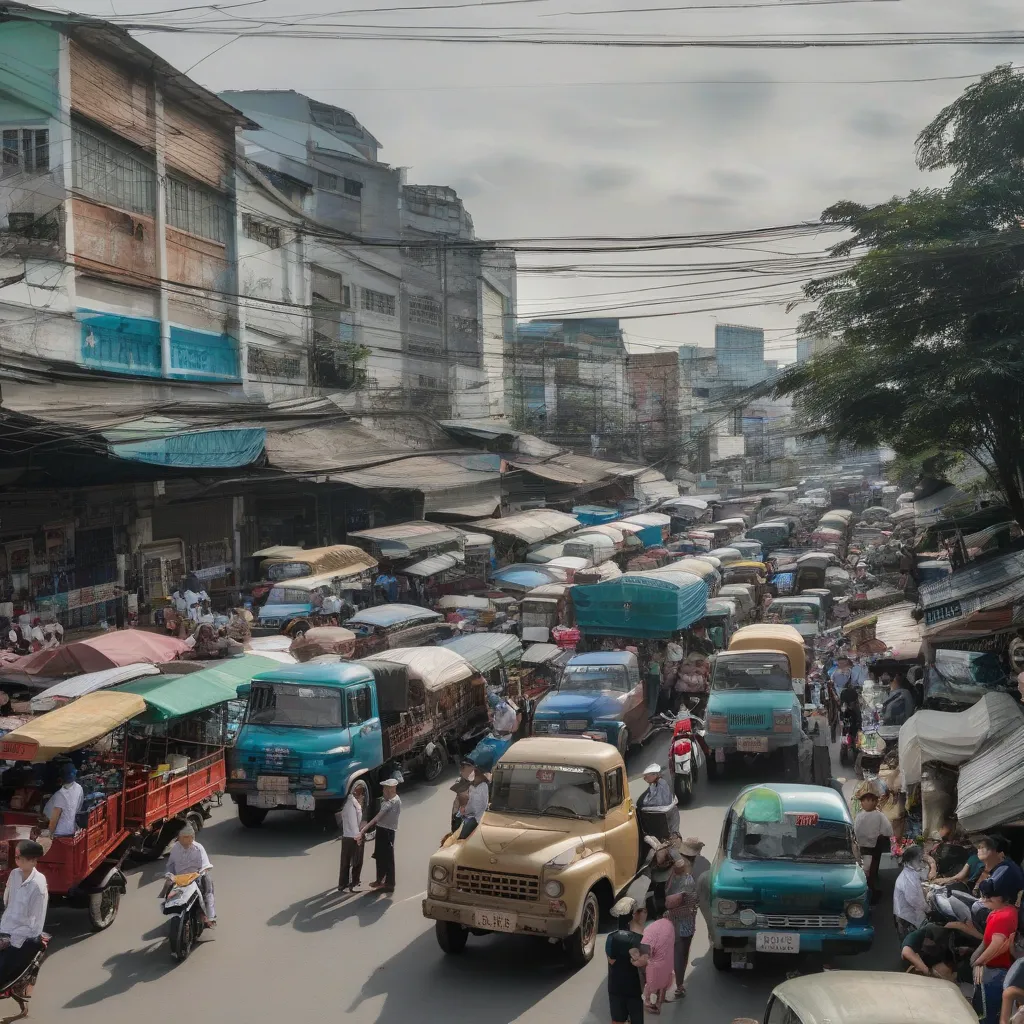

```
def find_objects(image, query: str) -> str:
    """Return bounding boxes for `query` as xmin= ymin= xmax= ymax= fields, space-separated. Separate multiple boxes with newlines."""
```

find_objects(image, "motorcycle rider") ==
xmin=161 ymin=824 xmax=215 ymax=926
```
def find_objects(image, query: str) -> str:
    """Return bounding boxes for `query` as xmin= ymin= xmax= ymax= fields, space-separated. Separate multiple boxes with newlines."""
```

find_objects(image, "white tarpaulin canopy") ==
xmin=957 ymin=720 xmax=1024 ymax=831
xmin=899 ymin=691 xmax=1024 ymax=786
xmin=30 ymin=663 xmax=160 ymax=712
xmin=470 ymin=510 xmax=580 ymax=545
xmin=362 ymin=646 xmax=476 ymax=692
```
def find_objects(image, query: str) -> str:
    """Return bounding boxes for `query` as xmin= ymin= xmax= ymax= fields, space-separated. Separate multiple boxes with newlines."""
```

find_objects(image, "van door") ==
xmin=602 ymin=765 xmax=637 ymax=884
xmin=623 ymin=662 xmax=648 ymax=737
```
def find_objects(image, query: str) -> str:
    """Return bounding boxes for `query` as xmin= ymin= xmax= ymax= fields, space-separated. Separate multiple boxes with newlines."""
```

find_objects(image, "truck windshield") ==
xmin=267 ymin=561 xmax=314 ymax=582
xmin=265 ymin=587 xmax=311 ymax=606
xmin=490 ymin=762 xmax=602 ymax=819
xmin=768 ymin=604 xmax=817 ymax=625
xmin=246 ymin=683 xmax=342 ymax=728
xmin=712 ymin=654 xmax=791 ymax=692
xmin=727 ymin=814 xmax=857 ymax=864
xmin=560 ymin=664 xmax=631 ymax=693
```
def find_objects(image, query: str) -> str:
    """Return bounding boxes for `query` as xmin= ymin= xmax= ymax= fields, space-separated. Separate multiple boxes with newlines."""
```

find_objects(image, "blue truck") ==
xmin=227 ymin=655 xmax=487 ymax=827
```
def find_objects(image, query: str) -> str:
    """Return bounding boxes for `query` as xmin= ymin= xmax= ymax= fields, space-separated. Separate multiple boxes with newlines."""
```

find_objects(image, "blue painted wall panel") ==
xmin=0 ymin=22 xmax=60 ymax=121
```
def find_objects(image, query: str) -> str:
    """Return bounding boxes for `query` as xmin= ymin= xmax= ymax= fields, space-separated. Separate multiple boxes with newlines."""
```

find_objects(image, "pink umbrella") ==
xmin=9 ymin=630 xmax=188 ymax=678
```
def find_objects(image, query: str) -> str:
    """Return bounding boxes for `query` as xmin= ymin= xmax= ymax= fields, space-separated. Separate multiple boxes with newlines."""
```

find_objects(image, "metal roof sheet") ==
xmin=471 ymin=510 xmax=580 ymax=544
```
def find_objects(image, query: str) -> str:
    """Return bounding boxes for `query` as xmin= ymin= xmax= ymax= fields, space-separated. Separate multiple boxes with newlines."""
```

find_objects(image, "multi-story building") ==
xmin=0 ymin=5 xmax=252 ymax=388
xmin=713 ymin=323 xmax=766 ymax=391
xmin=219 ymin=89 xmax=515 ymax=417
xmin=508 ymin=318 xmax=630 ymax=455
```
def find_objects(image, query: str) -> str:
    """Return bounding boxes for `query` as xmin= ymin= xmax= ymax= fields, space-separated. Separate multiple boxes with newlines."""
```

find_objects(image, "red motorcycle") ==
xmin=668 ymin=700 xmax=709 ymax=805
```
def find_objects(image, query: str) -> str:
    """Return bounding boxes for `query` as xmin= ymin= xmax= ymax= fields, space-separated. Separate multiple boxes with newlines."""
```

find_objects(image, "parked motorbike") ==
xmin=668 ymin=704 xmax=708 ymax=805
xmin=163 ymin=872 xmax=207 ymax=962
xmin=0 ymin=933 xmax=48 ymax=1023
xmin=925 ymin=882 xmax=983 ymax=930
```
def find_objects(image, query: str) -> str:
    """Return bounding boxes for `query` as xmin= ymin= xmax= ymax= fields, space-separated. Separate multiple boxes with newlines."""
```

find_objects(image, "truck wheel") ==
xmin=435 ymin=921 xmax=468 ymax=954
xmin=238 ymin=801 xmax=267 ymax=828
xmin=186 ymin=810 xmax=204 ymax=835
xmin=712 ymin=946 xmax=732 ymax=971
xmin=706 ymin=752 xmax=723 ymax=781
xmin=565 ymin=890 xmax=600 ymax=968
xmin=616 ymin=728 xmax=630 ymax=758
xmin=423 ymin=741 xmax=446 ymax=782
xmin=781 ymin=745 xmax=800 ymax=782
xmin=88 ymin=888 xmax=120 ymax=932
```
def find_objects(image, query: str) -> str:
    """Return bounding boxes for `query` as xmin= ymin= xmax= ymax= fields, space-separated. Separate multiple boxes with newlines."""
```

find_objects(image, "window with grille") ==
xmin=167 ymin=176 xmax=230 ymax=243
xmin=242 ymin=214 xmax=281 ymax=249
xmin=417 ymin=374 xmax=440 ymax=390
xmin=408 ymin=295 xmax=441 ymax=327
xmin=1 ymin=128 xmax=49 ymax=177
xmin=72 ymin=123 xmax=154 ymax=214
xmin=360 ymin=288 xmax=395 ymax=317
xmin=312 ymin=266 xmax=352 ymax=345
xmin=343 ymin=177 xmax=363 ymax=198
xmin=316 ymin=170 xmax=338 ymax=191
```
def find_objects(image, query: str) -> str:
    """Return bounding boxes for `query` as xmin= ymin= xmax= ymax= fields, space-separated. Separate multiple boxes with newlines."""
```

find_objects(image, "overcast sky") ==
xmin=73 ymin=0 xmax=1023 ymax=359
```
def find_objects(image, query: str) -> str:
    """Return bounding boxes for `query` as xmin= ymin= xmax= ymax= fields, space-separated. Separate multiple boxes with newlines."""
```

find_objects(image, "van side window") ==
xmin=346 ymin=686 xmax=371 ymax=725
xmin=766 ymin=997 xmax=803 ymax=1024
xmin=605 ymin=767 xmax=624 ymax=808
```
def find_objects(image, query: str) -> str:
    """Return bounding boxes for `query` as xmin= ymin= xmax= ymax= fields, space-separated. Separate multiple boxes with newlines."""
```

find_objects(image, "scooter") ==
xmin=668 ymin=703 xmax=708 ymax=805
xmin=0 ymin=933 xmax=48 ymax=1023
xmin=162 ymin=872 xmax=207 ymax=962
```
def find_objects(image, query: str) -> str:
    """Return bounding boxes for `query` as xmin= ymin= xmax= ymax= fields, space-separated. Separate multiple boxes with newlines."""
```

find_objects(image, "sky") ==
xmin=68 ymin=0 xmax=1024 ymax=360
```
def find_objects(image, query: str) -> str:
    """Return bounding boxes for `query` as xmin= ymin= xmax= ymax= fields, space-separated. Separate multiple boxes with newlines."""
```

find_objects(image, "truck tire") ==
xmin=674 ymin=772 xmax=694 ymax=806
xmin=616 ymin=727 xmax=630 ymax=758
xmin=238 ymin=801 xmax=267 ymax=828
xmin=706 ymin=751 xmax=723 ymax=781
xmin=565 ymin=890 xmax=600 ymax=968
xmin=88 ymin=887 xmax=120 ymax=931
xmin=712 ymin=945 xmax=732 ymax=971
xmin=435 ymin=921 xmax=468 ymax=954
xmin=186 ymin=810 xmax=204 ymax=835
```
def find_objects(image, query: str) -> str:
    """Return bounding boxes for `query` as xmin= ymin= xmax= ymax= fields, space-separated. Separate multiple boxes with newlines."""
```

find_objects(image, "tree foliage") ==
xmin=775 ymin=65 xmax=1024 ymax=526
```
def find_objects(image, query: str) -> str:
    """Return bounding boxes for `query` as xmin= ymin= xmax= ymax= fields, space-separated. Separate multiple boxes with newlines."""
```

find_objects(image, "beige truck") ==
xmin=422 ymin=736 xmax=640 ymax=966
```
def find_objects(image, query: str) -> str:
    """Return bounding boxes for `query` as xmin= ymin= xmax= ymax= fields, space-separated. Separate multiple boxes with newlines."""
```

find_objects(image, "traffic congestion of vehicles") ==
xmin=0 ymin=471 xmax=1001 ymax=1022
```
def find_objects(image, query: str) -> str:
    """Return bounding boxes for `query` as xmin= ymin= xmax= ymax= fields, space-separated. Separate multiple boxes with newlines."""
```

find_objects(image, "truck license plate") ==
xmin=257 ymin=775 xmax=290 ymax=791
xmin=472 ymin=909 xmax=517 ymax=933
xmin=756 ymin=932 xmax=800 ymax=954
xmin=296 ymin=791 xmax=315 ymax=812
xmin=736 ymin=737 xmax=769 ymax=753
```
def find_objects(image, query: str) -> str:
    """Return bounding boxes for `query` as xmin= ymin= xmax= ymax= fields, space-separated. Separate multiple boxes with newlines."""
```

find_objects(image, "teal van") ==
xmin=227 ymin=662 xmax=384 ymax=827
xmin=700 ymin=783 xmax=872 ymax=970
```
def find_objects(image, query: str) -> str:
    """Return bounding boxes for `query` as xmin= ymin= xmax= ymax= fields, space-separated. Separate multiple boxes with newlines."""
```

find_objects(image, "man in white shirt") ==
xmin=0 ymin=840 xmax=47 ymax=986
xmin=42 ymin=763 xmax=84 ymax=837
xmin=854 ymin=790 xmax=894 ymax=902
xmin=163 ymin=824 xmax=215 ymax=924
xmin=893 ymin=845 xmax=928 ymax=939
xmin=338 ymin=780 xmax=367 ymax=892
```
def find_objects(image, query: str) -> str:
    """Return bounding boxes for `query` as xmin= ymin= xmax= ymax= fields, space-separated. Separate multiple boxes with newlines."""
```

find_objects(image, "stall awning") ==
xmin=109 ymin=428 xmax=266 ymax=468
xmin=0 ymin=691 xmax=147 ymax=761
xmin=920 ymin=550 xmax=1024 ymax=638
xmin=118 ymin=655 xmax=280 ymax=722
xmin=440 ymin=633 xmax=524 ymax=675
xmin=471 ymin=510 xmax=580 ymax=544
xmin=348 ymin=521 xmax=462 ymax=557
xmin=31 ymin=663 xmax=161 ymax=712
xmin=957 ymin=721 xmax=1024 ymax=832
xmin=400 ymin=550 xmax=465 ymax=578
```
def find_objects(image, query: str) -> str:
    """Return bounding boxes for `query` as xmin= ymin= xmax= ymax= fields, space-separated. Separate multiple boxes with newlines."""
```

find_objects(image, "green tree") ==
xmin=775 ymin=65 xmax=1024 ymax=526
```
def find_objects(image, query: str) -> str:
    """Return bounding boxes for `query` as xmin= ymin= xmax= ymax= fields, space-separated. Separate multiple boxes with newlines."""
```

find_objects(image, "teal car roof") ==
xmin=732 ymin=783 xmax=852 ymax=824
xmin=251 ymin=662 xmax=376 ymax=686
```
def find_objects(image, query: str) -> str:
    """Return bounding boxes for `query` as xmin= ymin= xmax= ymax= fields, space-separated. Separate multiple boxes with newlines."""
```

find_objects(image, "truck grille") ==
xmin=245 ymin=751 xmax=302 ymax=774
xmin=762 ymin=914 xmax=843 ymax=929
xmin=455 ymin=868 xmax=539 ymax=902
xmin=728 ymin=713 xmax=766 ymax=728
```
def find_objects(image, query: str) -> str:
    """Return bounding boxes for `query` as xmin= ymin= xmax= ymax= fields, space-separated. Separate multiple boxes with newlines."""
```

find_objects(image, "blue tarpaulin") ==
xmin=572 ymin=570 xmax=708 ymax=638
xmin=572 ymin=505 xmax=620 ymax=526
xmin=110 ymin=428 xmax=266 ymax=468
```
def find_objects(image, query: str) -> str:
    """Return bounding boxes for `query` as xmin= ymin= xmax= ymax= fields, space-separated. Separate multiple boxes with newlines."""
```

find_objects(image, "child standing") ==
xmin=664 ymin=839 xmax=703 ymax=998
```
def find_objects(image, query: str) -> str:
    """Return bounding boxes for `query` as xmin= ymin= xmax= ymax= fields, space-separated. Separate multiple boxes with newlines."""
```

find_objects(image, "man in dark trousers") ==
xmin=606 ymin=896 xmax=649 ymax=1024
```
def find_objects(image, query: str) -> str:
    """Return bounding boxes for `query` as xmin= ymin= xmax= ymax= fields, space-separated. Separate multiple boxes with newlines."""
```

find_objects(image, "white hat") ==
xmin=643 ymin=763 xmax=662 ymax=776
xmin=611 ymin=896 xmax=638 ymax=917
xmin=381 ymin=778 xmax=400 ymax=788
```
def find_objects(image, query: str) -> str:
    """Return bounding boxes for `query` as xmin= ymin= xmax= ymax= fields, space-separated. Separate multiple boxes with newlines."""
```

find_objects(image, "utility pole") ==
xmin=440 ymin=238 xmax=451 ymax=416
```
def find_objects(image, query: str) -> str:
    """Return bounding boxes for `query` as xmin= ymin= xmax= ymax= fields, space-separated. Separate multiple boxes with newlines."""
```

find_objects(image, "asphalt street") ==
xmin=33 ymin=734 xmax=901 ymax=1024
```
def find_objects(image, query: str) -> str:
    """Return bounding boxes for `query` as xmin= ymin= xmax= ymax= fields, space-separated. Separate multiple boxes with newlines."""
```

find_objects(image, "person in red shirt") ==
xmin=973 ymin=879 xmax=1018 ymax=1024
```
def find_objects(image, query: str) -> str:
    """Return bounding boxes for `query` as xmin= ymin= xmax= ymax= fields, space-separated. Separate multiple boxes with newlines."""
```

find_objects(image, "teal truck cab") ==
xmin=705 ymin=624 xmax=806 ymax=779
xmin=227 ymin=651 xmax=488 ymax=827
xmin=700 ymin=783 xmax=873 ymax=969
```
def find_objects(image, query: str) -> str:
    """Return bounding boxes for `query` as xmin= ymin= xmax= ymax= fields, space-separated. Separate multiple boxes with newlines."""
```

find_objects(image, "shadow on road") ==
xmin=267 ymin=886 xmax=392 ymax=932
xmin=61 ymin=940 xmax=185 ymax=1008
xmin=346 ymin=928 xmax=571 ymax=1024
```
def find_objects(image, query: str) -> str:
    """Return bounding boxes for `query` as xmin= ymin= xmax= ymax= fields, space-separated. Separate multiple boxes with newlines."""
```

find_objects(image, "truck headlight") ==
xmin=313 ymin=775 xmax=327 ymax=789
xmin=846 ymin=901 xmax=865 ymax=919
xmin=230 ymin=768 xmax=246 ymax=780
xmin=544 ymin=880 xmax=564 ymax=897
xmin=325 ymin=745 xmax=351 ymax=756
xmin=431 ymin=865 xmax=450 ymax=882
xmin=716 ymin=898 xmax=737 ymax=915
xmin=739 ymin=909 xmax=757 ymax=926
xmin=429 ymin=882 xmax=448 ymax=898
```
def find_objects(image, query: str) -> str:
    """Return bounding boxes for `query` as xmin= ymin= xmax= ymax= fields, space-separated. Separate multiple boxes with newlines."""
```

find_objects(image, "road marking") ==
xmin=401 ymin=890 xmax=427 ymax=903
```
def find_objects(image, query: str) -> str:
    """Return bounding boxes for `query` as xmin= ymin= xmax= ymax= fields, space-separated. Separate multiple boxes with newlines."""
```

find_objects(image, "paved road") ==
xmin=34 ymin=735 xmax=900 ymax=1024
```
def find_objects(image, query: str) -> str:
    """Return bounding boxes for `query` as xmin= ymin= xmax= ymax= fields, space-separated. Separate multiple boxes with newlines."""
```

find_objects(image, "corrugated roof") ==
xmin=440 ymin=633 xmax=524 ymax=674
xmin=265 ymin=420 xmax=412 ymax=474
xmin=333 ymin=455 xmax=501 ymax=512
xmin=471 ymin=509 xmax=580 ymax=544
xmin=957 ymin=721 xmax=1024 ymax=831
xmin=349 ymin=521 xmax=462 ymax=557
xmin=920 ymin=550 xmax=1024 ymax=636
xmin=399 ymin=550 xmax=465 ymax=577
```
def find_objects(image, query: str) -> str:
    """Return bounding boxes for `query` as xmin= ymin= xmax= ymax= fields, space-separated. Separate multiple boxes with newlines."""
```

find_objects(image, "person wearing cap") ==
xmin=0 ymin=840 xmax=47 ymax=988
xmin=854 ymin=787 xmax=892 ymax=902
xmin=636 ymin=765 xmax=679 ymax=839
xmin=163 ymin=823 xmax=215 ymax=925
xmin=338 ymin=780 xmax=368 ymax=893
xmin=880 ymin=671 xmax=915 ymax=726
xmin=664 ymin=839 xmax=703 ymax=998
xmin=41 ymin=762 xmax=84 ymax=838
xmin=971 ymin=879 xmax=1018 ymax=1024
xmin=361 ymin=778 xmax=402 ymax=893
xmin=605 ymin=896 xmax=649 ymax=1024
